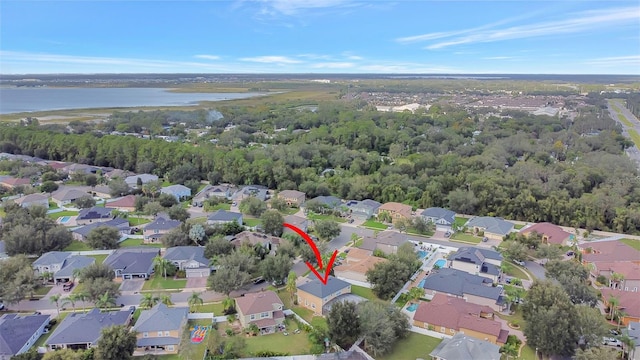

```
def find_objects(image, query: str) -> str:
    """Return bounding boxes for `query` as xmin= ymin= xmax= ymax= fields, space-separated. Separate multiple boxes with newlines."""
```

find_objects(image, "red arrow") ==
xmin=283 ymin=222 xmax=339 ymax=285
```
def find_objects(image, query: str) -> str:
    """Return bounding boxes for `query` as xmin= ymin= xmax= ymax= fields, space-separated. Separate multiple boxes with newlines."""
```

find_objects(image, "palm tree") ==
xmin=222 ymin=297 xmax=234 ymax=313
xmin=96 ymin=292 xmax=116 ymax=310
xmin=72 ymin=268 xmax=83 ymax=283
xmin=620 ymin=334 xmax=636 ymax=360
xmin=608 ymin=296 xmax=619 ymax=321
xmin=407 ymin=287 xmax=424 ymax=305
xmin=41 ymin=271 xmax=53 ymax=285
xmin=140 ymin=293 xmax=159 ymax=309
xmin=160 ymin=294 xmax=173 ymax=306
xmin=616 ymin=310 xmax=627 ymax=331
xmin=611 ymin=272 xmax=625 ymax=290
xmin=153 ymin=256 xmax=171 ymax=279
xmin=75 ymin=291 xmax=88 ymax=313
xmin=62 ymin=293 xmax=79 ymax=312
xmin=187 ymin=292 xmax=203 ymax=312
xmin=286 ymin=271 xmax=297 ymax=306
xmin=50 ymin=294 xmax=61 ymax=317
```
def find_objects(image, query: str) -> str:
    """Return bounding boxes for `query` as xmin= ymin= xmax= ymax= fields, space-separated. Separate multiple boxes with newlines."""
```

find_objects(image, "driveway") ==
xmin=185 ymin=277 xmax=208 ymax=289
xmin=119 ymin=279 xmax=145 ymax=293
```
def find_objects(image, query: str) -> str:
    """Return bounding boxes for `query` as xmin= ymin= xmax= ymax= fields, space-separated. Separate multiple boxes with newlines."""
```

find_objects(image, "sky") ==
xmin=1 ymin=0 xmax=639 ymax=74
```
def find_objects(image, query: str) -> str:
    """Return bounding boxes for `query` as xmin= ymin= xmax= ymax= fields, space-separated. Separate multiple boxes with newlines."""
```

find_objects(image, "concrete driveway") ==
xmin=119 ymin=279 xmax=145 ymax=293
xmin=185 ymin=277 xmax=208 ymax=289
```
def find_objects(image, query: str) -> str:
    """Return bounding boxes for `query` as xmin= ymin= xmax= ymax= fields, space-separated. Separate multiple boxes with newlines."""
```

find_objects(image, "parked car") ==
xmin=348 ymin=218 xmax=354 ymax=223
xmin=566 ymin=251 xmax=574 ymax=257
xmin=603 ymin=337 xmax=622 ymax=347
xmin=514 ymin=260 xmax=526 ymax=266
xmin=0 ymin=303 xmax=4 ymax=311
xmin=482 ymin=237 xmax=488 ymax=242
xmin=129 ymin=305 xmax=136 ymax=315
xmin=444 ymin=231 xmax=451 ymax=238
xmin=610 ymin=329 xmax=621 ymax=336
xmin=253 ymin=277 xmax=265 ymax=285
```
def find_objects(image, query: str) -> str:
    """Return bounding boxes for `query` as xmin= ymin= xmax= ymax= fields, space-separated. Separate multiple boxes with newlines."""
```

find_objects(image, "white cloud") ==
xmin=254 ymin=0 xmax=353 ymax=16
xmin=239 ymin=55 xmax=303 ymax=64
xmin=194 ymin=54 xmax=221 ymax=60
xmin=584 ymin=55 xmax=640 ymax=67
xmin=310 ymin=62 xmax=355 ymax=69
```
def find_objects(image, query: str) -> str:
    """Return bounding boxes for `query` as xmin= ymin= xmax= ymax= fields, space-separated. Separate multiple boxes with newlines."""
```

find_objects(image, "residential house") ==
xmin=601 ymin=288 xmax=640 ymax=326
xmin=231 ymin=185 xmax=269 ymax=202
xmin=316 ymin=350 xmax=369 ymax=360
xmin=377 ymin=202 xmax=412 ymax=223
xmin=589 ymin=261 xmax=640 ymax=292
xmin=235 ymin=291 xmax=285 ymax=333
xmin=429 ymin=333 xmax=501 ymax=360
xmin=520 ymin=222 xmax=573 ymax=246
xmin=230 ymin=231 xmax=282 ymax=254
xmin=91 ymin=185 xmax=112 ymax=199
xmin=464 ymin=217 xmax=514 ymax=241
xmin=62 ymin=164 xmax=99 ymax=176
xmin=160 ymin=184 xmax=192 ymax=201
xmin=125 ymin=174 xmax=159 ymax=188
xmin=579 ymin=240 xmax=640 ymax=263
xmin=44 ymin=161 xmax=68 ymax=172
xmin=297 ymin=276 xmax=352 ymax=316
xmin=277 ymin=190 xmax=306 ymax=207
xmin=206 ymin=210 xmax=243 ymax=226
xmin=192 ymin=184 xmax=236 ymax=207
xmin=51 ymin=188 xmax=89 ymax=207
xmin=413 ymin=294 xmax=508 ymax=345
xmin=132 ymin=303 xmax=188 ymax=355
xmin=345 ymin=199 xmax=381 ymax=219
xmin=283 ymin=215 xmax=308 ymax=233
xmin=448 ymin=247 xmax=503 ymax=282
xmin=0 ymin=313 xmax=50 ymax=359
xmin=163 ymin=246 xmax=211 ymax=278
xmin=359 ymin=231 xmax=408 ymax=255
xmin=421 ymin=268 xmax=504 ymax=312
xmin=75 ymin=206 xmax=114 ymax=225
xmin=32 ymin=252 xmax=96 ymax=284
xmin=305 ymin=196 xmax=343 ymax=212
xmin=103 ymin=248 xmax=159 ymax=279
xmin=143 ymin=215 xmax=182 ymax=244
xmin=45 ymin=308 xmax=130 ymax=350
xmin=13 ymin=193 xmax=49 ymax=208
xmin=104 ymin=169 xmax=133 ymax=180
xmin=420 ymin=207 xmax=456 ymax=231
xmin=625 ymin=322 xmax=640 ymax=360
xmin=0 ymin=177 xmax=31 ymax=190
xmin=72 ymin=218 xmax=130 ymax=242
xmin=334 ymin=248 xmax=387 ymax=284
xmin=106 ymin=195 xmax=137 ymax=212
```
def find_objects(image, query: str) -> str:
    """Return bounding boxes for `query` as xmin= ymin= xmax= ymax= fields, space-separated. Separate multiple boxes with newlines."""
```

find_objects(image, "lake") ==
xmin=0 ymin=87 xmax=265 ymax=114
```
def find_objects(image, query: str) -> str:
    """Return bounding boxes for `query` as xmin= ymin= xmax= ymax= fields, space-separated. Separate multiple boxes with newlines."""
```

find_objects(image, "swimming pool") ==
xmin=418 ymin=279 xmax=426 ymax=288
xmin=417 ymin=250 xmax=428 ymax=259
xmin=406 ymin=303 xmax=418 ymax=312
xmin=434 ymin=259 xmax=446 ymax=268
xmin=59 ymin=216 xmax=71 ymax=223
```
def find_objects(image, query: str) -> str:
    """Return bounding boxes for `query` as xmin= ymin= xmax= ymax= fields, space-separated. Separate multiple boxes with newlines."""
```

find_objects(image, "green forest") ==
xmin=1 ymin=95 xmax=639 ymax=234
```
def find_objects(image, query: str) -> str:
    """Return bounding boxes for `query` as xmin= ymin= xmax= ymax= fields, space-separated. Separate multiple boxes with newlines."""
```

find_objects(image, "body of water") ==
xmin=0 ymin=87 xmax=265 ymax=114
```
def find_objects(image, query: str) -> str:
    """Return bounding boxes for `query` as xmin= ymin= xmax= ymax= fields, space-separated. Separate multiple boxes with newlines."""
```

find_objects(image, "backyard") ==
xmin=376 ymin=332 xmax=442 ymax=360
xmin=64 ymin=240 xmax=93 ymax=251
xmin=217 ymin=318 xmax=313 ymax=357
xmin=620 ymin=238 xmax=640 ymax=251
xmin=87 ymin=254 xmax=108 ymax=264
xmin=119 ymin=238 xmax=163 ymax=248
xmin=244 ymin=218 xmax=261 ymax=227
xmin=142 ymin=275 xmax=187 ymax=291
xmin=351 ymin=285 xmax=377 ymax=301
xmin=46 ymin=210 xmax=79 ymax=219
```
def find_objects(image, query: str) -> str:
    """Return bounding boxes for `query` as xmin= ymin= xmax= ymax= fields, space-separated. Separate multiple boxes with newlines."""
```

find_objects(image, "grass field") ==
xmin=621 ymin=238 xmax=640 ymax=251
xmin=47 ymin=210 xmax=79 ymax=219
xmin=64 ymin=240 xmax=93 ymax=251
xmin=279 ymin=208 xmax=300 ymax=215
xmin=454 ymin=216 xmax=468 ymax=228
xmin=628 ymin=129 xmax=640 ymax=148
xmin=307 ymin=213 xmax=346 ymax=223
xmin=119 ymin=238 xmax=163 ymax=248
xmin=504 ymin=261 xmax=530 ymax=280
xmin=128 ymin=217 xmax=151 ymax=226
xmin=514 ymin=223 xmax=526 ymax=230
xmin=244 ymin=330 xmax=312 ymax=356
xmin=207 ymin=203 xmax=231 ymax=211
xmin=351 ymin=285 xmax=377 ymax=301
xmin=376 ymin=332 xmax=442 ymax=360
xmin=142 ymin=275 xmax=187 ymax=291
xmin=191 ymin=301 xmax=225 ymax=315
xmin=450 ymin=232 xmax=482 ymax=244
xmin=244 ymin=218 xmax=261 ymax=227
xmin=87 ymin=254 xmax=108 ymax=264
xmin=362 ymin=219 xmax=388 ymax=229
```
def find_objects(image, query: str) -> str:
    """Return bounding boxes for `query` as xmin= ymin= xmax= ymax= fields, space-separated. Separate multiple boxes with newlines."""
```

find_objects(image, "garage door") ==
xmin=186 ymin=269 xmax=210 ymax=278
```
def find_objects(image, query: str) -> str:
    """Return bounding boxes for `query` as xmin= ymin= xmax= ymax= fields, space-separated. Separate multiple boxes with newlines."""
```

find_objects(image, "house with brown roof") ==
xmin=106 ymin=195 xmax=137 ymax=212
xmin=334 ymin=248 xmax=387 ymax=284
xmin=235 ymin=291 xmax=285 ymax=334
xmin=359 ymin=231 xmax=409 ymax=255
xmin=0 ymin=177 xmax=31 ymax=190
xmin=277 ymin=190 xmax=306 ymax=207
xmin=14 ymin=193 xmax=49 ymax=208
xmin=589 ymin=261 xmax=640 ymax=292
xmin=413 ymin=293 xmax=508 ymax=345
xmin=601 ymin=288 xmax=640 ymax=326
xmin=230 ymin=231 xmax=281 ymax=254
xmin=377 ymin=202 xmax=412 ymax=223
xmin=579 ymin=240 xmax=640 ymax=263
xmin=520 ymin=222 xmax=573 ymax=246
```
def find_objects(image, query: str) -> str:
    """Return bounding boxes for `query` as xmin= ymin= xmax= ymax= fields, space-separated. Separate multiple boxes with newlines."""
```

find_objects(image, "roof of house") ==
xmin=450 ymin=247 xmax=503 ymax=264
xmin=308 ymin=196 xmax=342 ymax=208
xmin=207 ymin=209 xmax=243 ymax=222
xmin=297 ymin=276 xmax=350 ymax=299
xmin=106 ymin=195 xmax=137 ymax=208
xmin=104 ymin=248 xmax=159 ymax=274
xmin=278 ymin=189 xmax=306 ymax=199
xmin=360 ymin=231 xmax=408 ymax=251
xmin=0 ymin=313 xmax=50 ymax=356
xmin=104 ymin=169 xmax=132 ymax=179
xmin=33 ymin=251 xmax=72 ymax=266
xmin=52 ymin=188 xmax=89 ymax=201
xmin=346 ymin=199 xmax=382 ymax=212
xmin=72 ymin=218 xmax=130 ymax=237
xmin=145 ymin=215 xmax=182 ymax=231
xmin=414 ymin=294 xmax=500 ymax=335
xmin=420 ymin=207 xmax=456 ymax=223
xmin=160 ymin=184 xmax=191 ymax=195
xmin=421 ymin=268 xmax=502 ymax=301
xmin=54 ymin=256 xmax=95 ymax=279
xmin=334 ymin=254 xmax=387 ymax=275
xmin=235 ymin=290 xmax=284 ymax=315
xmin=284 ymin=215 xmax=307 ymax=227
xmin=14 ymin=193 xmax=48 ymax=205
xmin=520 ymin=222 xmax=572 ymax=244
xmin=77 ymin=207 xmax=114 ymax=221
xmin=231 ymin=231 xmax=281 ymax=247
xmin=378 ymin=202 xmax=412 ymax=217
xmin=592 ymin=261 xmax=640 ymax=280
xmin=124 ymin=173 xmax=158 ymax=185
xmin=429 ymin=333 xmax=501 ymax=360
xmin=132 ymin=303 xmax=188 ymax=332
xmin=465 ymin=216 xmax=514 ymax=236
xmin=316 ymin=350 xmax=369 ymax=360
xmin=233 ymin=185 xmax=268 ymax=201
xmin=46 ymin=308 xmax=130 ymax=346
xmin=601 ymin=288 xmax=640 ymax=318
xmin=579 ymin=240 xmax=640 ymax=262
xmin=163 ymin=246 xmax=209 ymax=266
xmin=0 ymin=177 xmax=31 ymax=187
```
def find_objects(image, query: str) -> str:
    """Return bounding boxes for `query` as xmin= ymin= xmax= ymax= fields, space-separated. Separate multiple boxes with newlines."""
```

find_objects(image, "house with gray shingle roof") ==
xmin=305 ymin=196 xmax=343 ymax=210
xmin=143 ymin=215 xmax=182 ymax=244
xmin=163 ymin=246 xmax=211 ymax=278
xmin=72 ymin=217 xmax=130 ymax=242
xmin=76 ymin=206 xmax=114 ymax=225
xmin=421 ymin=268 xmax=504 ymax=312
xmin=297 ymin=276 xmax=351 ymax=315
xmin=160 ymin=184 xmax=192 ymax=201
xmin=231 ymin=185 xmax=269 ymax=202
xmin=132 ymin=303 xmax=188 ymax=355
xmin=51 ymin=188 xmax=89 ymax=206
xmin=465 ymin=216 xmax=514 ymax=240
xmin=206 ymin=210 xmax=243 ymax=226
xmin=125 ymin=174 xmax=159 ymax=188
xmin=103 ymin=247 xmax=159 ymax=279
xmin=192 ymin=184 xmax=237 ymax=207
xmin=429 ymin=333 xmax=501 ymax=360
xmin=45 ymin=308 xmax=130 ymax=350
xmin=359 ymin=231 xmax=408 ymax=255
xmin=0 ymin=313 xmax=50 ymax=358
xmin=13 ymin=193 xmax=49 ymax=208
xmin=345 ymin=199 xmax=381 ymax=219
xmin=32 ymin=252 xmax=96 ymax=284
xmin=448 ymin=247 xmax=503 ymax=282
xmin=421 ymin=207 xmax=456 ymax=231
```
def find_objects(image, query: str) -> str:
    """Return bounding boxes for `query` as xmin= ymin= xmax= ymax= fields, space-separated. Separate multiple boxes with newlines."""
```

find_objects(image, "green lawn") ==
xmin=34 ymin=312 xmax=70 ymax=348
xmin=47 ymin=210 xmax=79 ymax=219
xmin=362 ymin=219 xmax=388 ymax=229
xmin=244 ymin=331 xmax=312 ymax=356
xmin=454 ymin=216 xmax=468 ymax=228
xmin=88 ymin=254 xmax=108 ymax=264
xmin=33 ymin=286 xmax=52 ymax=297
xmin=514 ymin=223 xmax=526 ymax=230
xmin=308 ymin=213 xmax=346 ymax=223
xmin=504 ymin=261 xmax=530 ymax=280
xmin=207 ymin=203 xmax=231 ymax=211
xmin=628 ymin=129 xmax=640 ymax=148
xmin=279 ymin=208 xmax=300 ymax=215
xmin=178 ymin=319 xmax=210 ymax=360
xmin=142 ymin=275 xmax=187 ymax=291
xmin=128 ymin=217 xmax=151 ymax=226
xmin=351 ymin=285 xmax=377 ymax=301
xmin=244 ymin=218 xmax=261 ymax=227
xmin=48 ymin=201 xmax=59 ymax=209
xmin=64 ymin=240 xmax=93 ymax=251
xmin=191 ymin=301 xmax=225 ymax=315
xmin=376 ymin=332 xmax=442 ymax=360
xmin=119 ymin=238 xmax=163 ymax=248
xmin=621 ymin=238 xmax=640 ymax=251
xmin=520 ymin=344 xmax=537 ymax=359
xmin=450 ymin=232 xmax=482 ymax=244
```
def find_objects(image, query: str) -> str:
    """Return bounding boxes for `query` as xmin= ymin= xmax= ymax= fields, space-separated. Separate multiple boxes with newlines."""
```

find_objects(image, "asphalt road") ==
xmin=608 ymin=99 xmax=640 ymax=168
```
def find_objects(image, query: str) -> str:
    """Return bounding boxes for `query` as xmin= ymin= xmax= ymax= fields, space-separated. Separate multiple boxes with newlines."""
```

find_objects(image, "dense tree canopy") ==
xmin=1 ymin=204 xmax=72 ymax=256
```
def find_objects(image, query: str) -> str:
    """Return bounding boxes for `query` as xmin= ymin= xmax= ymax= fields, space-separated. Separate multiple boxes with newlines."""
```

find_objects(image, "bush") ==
xmin=175 ymin=270 xmax=186 ymax=278
xmin=597 ymin=275 xmax=607 ymax=285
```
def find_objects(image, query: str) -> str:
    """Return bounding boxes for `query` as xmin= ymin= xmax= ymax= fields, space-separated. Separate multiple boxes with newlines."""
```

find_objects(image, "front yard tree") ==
xmin=239 ymin=197 xmax=267 ymax=217
xmin=187 ymin=291 xmax=203 ymax=311
xmin=503 ymin=241 xmax=528 ymax=263
xmin=314 ymin=219 xmax=341 ymax=241
xmin=536 ymin=244 xmax=563 ymax=263
xmin=269 ymin=197 xmax=288 ymax=212
xmin=140 ymin=293 xmax=159 ymax=309
xmin=85 ymin=174 xmax=98 ymax=187
xmin=40 ymin=180 xmax=58 ymax=193
xmin=87 ymin=226 xmax=120 ymax=250
xmin=0 ymin=255 xmax=39 ymax=304
xmin=108 ymin=178 xmax=130 ymax=197
xmin=74 ymin=195 xmax=96 ymax=209
xmin=573 ymin=305 xmax=609 ymax=349
xmin=153 ymin=256 xmax=173 ymax=279
xmin=260 ymin=254 xmax=293 ymax=285
xmin=167 ymin=204 xmax=189 ymax=222
xmin=327 ymin=300 xmax=361 ymax=349
xmin=188 ymin=224 xmax=206 ymax=245
xmin=161 ymin=228 xmax=191 ymax=248
xmin=366 ymin=260 xmax=411 ymax=300
xmin=260 ymin=210 xmax=284 ymax=237
xmin=207 ymin=251 xmax=255 ymax=296
xmin=94 ymin=325 xmax=136 ymax=360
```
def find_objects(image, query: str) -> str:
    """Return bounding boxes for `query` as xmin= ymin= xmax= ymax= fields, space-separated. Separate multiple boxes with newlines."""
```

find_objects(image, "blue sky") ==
xmin=1 ymin=1 xmax=639 ymax=74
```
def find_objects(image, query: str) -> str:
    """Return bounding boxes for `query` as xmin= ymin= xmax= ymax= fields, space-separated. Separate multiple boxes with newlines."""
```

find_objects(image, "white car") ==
xmin=603 ymin=337 xmax=622 ymax=347
xmin=514 ymin=260 xmax=526 ymax=266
